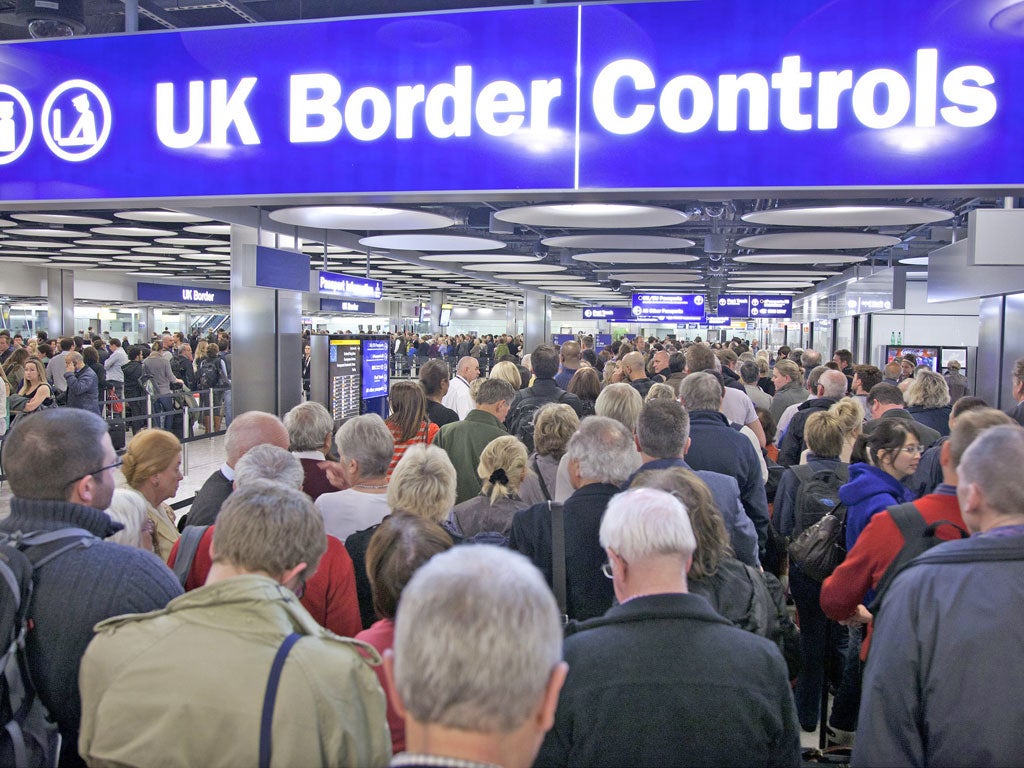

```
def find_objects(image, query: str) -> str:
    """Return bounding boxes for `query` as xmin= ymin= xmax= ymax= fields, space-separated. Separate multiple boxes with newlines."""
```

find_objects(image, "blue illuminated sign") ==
xmin=716 ymin=295 xmax=751 ymax=318
xmin=136 ymin=281 xmax=229 ymax=305
xmin=318 ymin=270 xmax=383 ymax=301
xmin=582 ymin=306 xmax=633 ymax=322
xmin=632 ymin=293 xmax=706 ymax=322
xmin=361 ymin=339 xmax=390 ymax=399
xmin=254 ymin=246 xmax=309 ymax=292
xmin=320 ymin=298 xmax=377 ymax=314
xmin=716 ymin=294 xmax=793 ymax=318
xmin=0 ymin=1 xmax=1018 ymax=202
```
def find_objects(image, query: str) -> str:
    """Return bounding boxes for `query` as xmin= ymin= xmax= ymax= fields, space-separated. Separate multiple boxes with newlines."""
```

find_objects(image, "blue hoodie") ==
xmin=839 ymin=462 xmax=917 ymax=550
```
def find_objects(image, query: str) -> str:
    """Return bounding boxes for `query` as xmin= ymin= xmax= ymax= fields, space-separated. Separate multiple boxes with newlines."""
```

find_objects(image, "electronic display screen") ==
xmin=361 ymin=339 xmax=390 ymax=399
xmin=328 ymin=339 xmax=361 ymax=422
xmin=885 ymin=346 xmax=939 ymax=372
xmin=439 ymin=305 xmax=453 ymax=327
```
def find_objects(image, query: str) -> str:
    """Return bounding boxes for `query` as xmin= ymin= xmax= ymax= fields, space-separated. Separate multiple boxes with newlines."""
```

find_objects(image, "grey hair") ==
xmin=335 ymin=413 xmax=394 ymax=479
xmin=679 ymin=371 xmax=722 ymax=412
xmin=105 ymin=489 xmax=151 ymax=549
xmin=818 ymin=369 xmax=850 ymax=399
xmin=565 ymin=416 xmax=640 ymax=485
xmin=283 ymin=401 xmax=334 ymax=452
xmin=234 ymin=444 xmax=304 ymax=490
xmin=3 ymin=409 xmax=109 ymax=500
xmin=905 ymin=369 xmax=951 ymax=409
xmin=388 ymin=444 xmax=457 ymax=524
xmin=958 ymin=424 xmax=1024 ymax=518
xmin=600 ymin=487 xmax=697 ymax=563
xmin=595 ymin=382 xmax=643 ymax=432
xmin=636 ymin=399 xmax=690 ymax=459
xmin=474 ymin=377 xmax=516 ymax=406
xmin=393 ymin=545 xmax=563 ymax=732
xmin=224 ymin=411 xmax=290 ymax=466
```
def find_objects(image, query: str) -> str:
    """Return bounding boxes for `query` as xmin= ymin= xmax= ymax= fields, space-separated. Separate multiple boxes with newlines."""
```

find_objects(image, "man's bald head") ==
xmin=224 ymin=411 xmax=290 ymax=467
xmin=621 ymin=351 xmax=645 ymax=381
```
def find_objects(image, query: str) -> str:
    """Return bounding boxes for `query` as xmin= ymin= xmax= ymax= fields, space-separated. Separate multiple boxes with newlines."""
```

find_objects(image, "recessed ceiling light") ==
xmin=728 ymin=282 xmax=814 ymax=289
xmin=741 ymin=205 xmax=954 ymax=227
xmin=112 ymin=254 xmax=169 ymax=262
xmin=114 ymin=210 xmax=211 ymax=223
xmin=7 ymin=228 xmax=85 ymax=238
xmin=270 ymin=206 xmax=455 ymax=230
xmin=735 ymin=233 xmax=900 ymax=249
xmin=155 ymin=237 xmax=230 ymax=247
xmin=12 ymin=213 xmax=113 ymax=226
xmin=74 ymin=238 xmax=150 ymax=247
xmin=60 ymin=248 xmax=131 ymax=256
xmin=2 ymin=240 xmax=76 ymax=248
xmin=92 ymin=226 xmax=178 ymax=237
xmin=184 ymin=224 xmax=233 ymax=236
xmin=0 ymin=219 xmax=18 ymax=228
xmin=420 ymin=253 xmax=540 ymax=263
xmin=127 ymin=271 xmax=176 ymax=277
xmin=542 ymin=234 xmax=695 ymax=249
xmin=733 ymin=253 xmax=867 ymax=265
xmin=571 ymin=252 xmax=699 ymax=264
xmin=360 ymin=234 xmax=505 ymax=251
xmin=494 ymin=203 xmax=688 ymax=229
xmin=132 ymin=247 xmax=201 ymax=255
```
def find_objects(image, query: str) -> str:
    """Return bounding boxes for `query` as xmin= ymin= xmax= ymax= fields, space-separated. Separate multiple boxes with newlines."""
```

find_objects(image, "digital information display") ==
xmin=439 ymin=304 xmax=453 ymax=327
xmin=361 ymin=339 xmax=390 ymax=399
xmin=631 ymin=293 xmax=706 ymax=322
xmin=716 ymin=295 xmax=793 ymax=319
xmin=885 ymin=346 xmax=939 ymax=372
xmin=582 ymin=306 xmax=633 ymax=321
xmin=329 ymin=339 xmax=361 ymax=422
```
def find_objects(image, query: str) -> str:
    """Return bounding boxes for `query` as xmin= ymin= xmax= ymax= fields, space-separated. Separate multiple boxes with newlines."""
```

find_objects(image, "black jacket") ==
xmin=183 ymin=469 xmax=233 ymax=527
xmin=777 ymin=396 xmax=838 ymax=467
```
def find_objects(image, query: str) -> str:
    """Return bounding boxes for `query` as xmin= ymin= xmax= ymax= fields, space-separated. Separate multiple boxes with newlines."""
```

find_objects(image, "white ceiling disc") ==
xmin=299 ymin=244 xmax=355 ymax=254
xmin=270 ymin=206 xmax=454 ymax=230
xmin=155 ymin=237 xmax=230 ymax=247
xmin=0 ymin=254 xmax=52 ymax=262
xmin=127 ymin=270 xmax=176 ymax=276
xmin=133 ymin=247 xmax=201 ymax=255
xmin=420 ymin=253 xmax=540 ymax=263
xmin=184 ymin=224 xmax=232 ymax=235
xmin=92 ymin=226 xmax=177 ymax=237
xmin=114 ymin=210 xmax=211 ymax=223
xmin=736 ymin=232 xmax=900 ymax=249
xmin=2 ymin=239 xmax=76 ymax=248
xmin=495 ymin=203 xmax=688 ymax=229
xmin=112 ymin=254 xmax=169 ymax=262
xmin=12 ymin=213 xmax=113 ymax=226
xmin=158 ymin=260 xmax=210 ymax=266
xmin=571 ymin=252 xmax=700 ymax=264
xmin=542 ymin=234 xmax=695 ymax=249
xmin=742 ymin=205 xmax=954 ymax=227
xmin=728 ymin=282 xmax=814 ymax=289
xmin=610 ymin=275 xmax=704 ymax=283
xmin=733 ymin=253 xmax=867 ymax=265
xmin=733 ymin=269 xmax=838 ymax=277
xmin=490 ymin=268 xmax=568 ymax=278
xmin=74 ymin=238 xmax=150 ymax=247
xmin=360 ymin=234 xmax=505 ymax=251
xmin=0 ymin=218 xmax=18 ymax=227
xmin=190 ymin=253 xmax=230 ymax=261
xmin=8 ymin=228 xmax=87 ymax=238
xmin=203 ymin=246 xmax=232 ymax=254
xmin=899 ymin=256 xmax=930 ymax=265
xmin=60 ymin=248 xmax=130 ymax=256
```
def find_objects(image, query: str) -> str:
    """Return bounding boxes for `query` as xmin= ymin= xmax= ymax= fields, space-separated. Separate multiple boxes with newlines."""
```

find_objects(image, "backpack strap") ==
xmin=258 ymin=632 xmax=301 ymax=768
xmin=548 ymin=501 xmax=567 ymax=621
xmin=533 ymin=456 xmax=552 ymax=502
xmin=173 ymin=525 xmax=210 ymax=589
xmin=17 ymin=528 xmax=97 ymax=569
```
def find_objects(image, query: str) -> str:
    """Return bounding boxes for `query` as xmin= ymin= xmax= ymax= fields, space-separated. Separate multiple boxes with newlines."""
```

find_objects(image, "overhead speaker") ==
xmin=18 ymin=0 xmax=85 ymax=36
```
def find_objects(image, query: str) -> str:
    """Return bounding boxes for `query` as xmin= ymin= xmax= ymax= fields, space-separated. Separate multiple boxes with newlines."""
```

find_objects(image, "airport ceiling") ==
xmin=0 ymin=1 xmax=1005 ymax=311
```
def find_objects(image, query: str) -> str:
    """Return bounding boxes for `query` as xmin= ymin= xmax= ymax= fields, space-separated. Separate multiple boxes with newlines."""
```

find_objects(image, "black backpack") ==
xmin=197 ymin=359 xmax=221 ymax=391
xmin=507 ymin=387 xmax=570 ymax=453
xmin=0 ymin=527 xmax=97 ymax=768
xmin=791 ymin=464 xmax=849 ymax=537
xmin=785 ymin=464 xmax=850 ymax=582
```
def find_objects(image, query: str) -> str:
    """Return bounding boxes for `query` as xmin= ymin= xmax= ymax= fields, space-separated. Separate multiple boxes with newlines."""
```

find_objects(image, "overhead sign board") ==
xmin=136 ymin=281 xmax=229 ymax=305
xmin=582 ymin=306 xmax=633 ymax=321
xmin=252 ymin=246 xmax=310 ymax=292
xmin=320 ymin=298 xmax=377 ymax=314
xmin=716 ymin=294 xmax=793 ymax=318
xmin=631 ymin=293 xmax=706 ymax=322
xmin=0 ymin=1 xmax=1018 ymax=202
xmin=318 ymin=270 xmax=383 ymax=301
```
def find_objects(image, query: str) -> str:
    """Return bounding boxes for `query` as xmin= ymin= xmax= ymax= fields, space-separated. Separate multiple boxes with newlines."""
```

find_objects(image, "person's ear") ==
xmin=382 ymin=650 xmax=408 ymax=719
xmin=68 ymin=475 xmax=96 ymax=507
xmin=279 ymin=562 xmax=307 ymax=590
xmin=683 ymin=436 xmax=692 ymax=457
xmin=535 ymin=661 xmax=569 ymax=732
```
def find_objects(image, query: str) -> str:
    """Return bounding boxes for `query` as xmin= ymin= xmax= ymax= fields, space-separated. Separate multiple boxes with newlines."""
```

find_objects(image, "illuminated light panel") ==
xmin=360 ymin=234 xmax=505 ymax=251
xmin=92 ymin=226 xmax=178 ymax=237
xmin=733 ymin=253 xmax=867 ymax=265
xmin=494 ymin=203 xmax=688 ymax=228
xmin=735 ymin=232 xmax=900 ymax=249
xmin=741 ymin=205 xmax=953 ymax=227
xmin=421 ymin=253 xmax=541 ymax=263
xmin=74 ymin=238 xmax=150 ymax=247
xmin=543 ymin=234 xmax=695 ymax=249
xmin=60 ymin=248 xmax=130 ymax=255
xmin=270 ymin=206 xmax=454 ymax=230
xmin=572 ymin=251 xmax=699 ymax=264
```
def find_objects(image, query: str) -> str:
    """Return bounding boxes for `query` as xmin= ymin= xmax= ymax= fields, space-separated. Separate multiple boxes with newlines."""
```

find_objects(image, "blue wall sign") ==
xmin=632 ymin=292 xmax=706 ymax=322
xmin=318 ymin=270 xmax=383 ymax=301
xmin=716 ymin=294 xmax=793 ymax=318
xmin=582 ymin=306 xmax=633 ymax=321
xmin=320 ymin=298 xmax=377 ymax=314
xmin=716 ymin=295 xmax=751 ymax=318
xmin=0 ymin=1 xmax=1018 ymax=202
xmin=136 ymin=281 xmax=229 ymax=305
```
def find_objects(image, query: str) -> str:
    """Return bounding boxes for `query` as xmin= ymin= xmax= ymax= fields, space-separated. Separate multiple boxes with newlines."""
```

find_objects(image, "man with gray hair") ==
xmin=536 ymin=487 xmax=800 ymax=767
xmin=855 ymin=423 xmax=1024 ymax=767
xmin=284 ymin=400 xmax=338 ymax=500
xmin=185 ymin=410 xmax=291 ymax=528
xmin=81 ymin=483 xmax=390 ymax=767
xmin=511 ymin=416 xmax=641 ymax=620
xmin=384 ymin=545 xmax=567 ymax=768
xmin=434 ymin=377 xmax=515 ymax=504
xmin=626 ymin=397 xmax=758 ymax=566
xmin=777 ymin=367 xmax=849 ymax=467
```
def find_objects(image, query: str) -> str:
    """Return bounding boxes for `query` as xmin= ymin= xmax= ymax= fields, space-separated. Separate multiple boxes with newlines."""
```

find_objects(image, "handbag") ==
xmin=786 ymin=506 xmax=847 ymax=583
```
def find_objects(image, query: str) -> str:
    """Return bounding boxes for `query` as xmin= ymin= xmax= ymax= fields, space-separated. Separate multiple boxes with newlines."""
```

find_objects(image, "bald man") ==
xmin=621 ymin=351 xmax=654 ymax=398
xmin=183 ymin=411 xmax=291 ymax=528
xmin=442 ymin=356 xmax=480 ymax=420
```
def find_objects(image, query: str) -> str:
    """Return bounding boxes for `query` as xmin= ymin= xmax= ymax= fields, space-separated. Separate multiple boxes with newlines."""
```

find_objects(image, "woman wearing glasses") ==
xmin=120 ymin=429 xmax=183 ymax=562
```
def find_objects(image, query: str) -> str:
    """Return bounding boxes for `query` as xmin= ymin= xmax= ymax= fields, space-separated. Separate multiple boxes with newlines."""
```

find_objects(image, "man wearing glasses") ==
xmin=0 ymin=409 xmax=182 ymax=767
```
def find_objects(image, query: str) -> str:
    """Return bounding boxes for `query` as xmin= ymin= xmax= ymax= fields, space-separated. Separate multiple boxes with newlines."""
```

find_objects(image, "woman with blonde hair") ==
xmin=905 ymin=369 xmax=952 ymax=436
xmin=520 ymin=403 xmax=579 ymax=505
xmin=644 ymin=382 xmax=677 ymax=402
xmin=828 ymin=397 xmax=865 ymax=462
xmin=448 ymin=435 xmax=531 ymax=538
xmin=120 ymin=429 xmax=183 ymax=562
xmin=384 ymin=380 xmax=439 ymax=478
xmin=489 ymin=360 xmax=522 ymax=391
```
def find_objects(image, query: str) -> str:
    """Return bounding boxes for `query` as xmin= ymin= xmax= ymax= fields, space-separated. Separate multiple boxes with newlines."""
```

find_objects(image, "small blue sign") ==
xmin=716 ymin=295 xmax=751 ymax=318
xmin=320 ymin=298 xmax=377 ymax=314
xmin=582 ymin=306 xmax=633 ymax=322
xmin=318 ymin=270 xmax=383 ymax=301
xmin=749 ymin=296 xmax=793 ymax=319
xmin=631 ymin=293 xmax=706 ymax=322
xmin=361 ymin=339 xmax=390 ymax=399
xmin=254 ymin=246 xmax=309 ymax=292
xmin=136 ymin=281 xmax=229 ymax=305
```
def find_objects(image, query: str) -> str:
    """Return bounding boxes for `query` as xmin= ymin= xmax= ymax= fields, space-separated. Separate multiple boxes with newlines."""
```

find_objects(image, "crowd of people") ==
xmin=2 ymin=327 xmax=1024 ymax=768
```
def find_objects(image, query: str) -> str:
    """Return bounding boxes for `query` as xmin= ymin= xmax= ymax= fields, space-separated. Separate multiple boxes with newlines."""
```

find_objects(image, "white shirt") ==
xmin=314 ymin=489 xmax=390 ymax=542
xmin=441 ymin=375 xmax=474 ymax=420
xmin=722 ymin=387 xmax=756 ymax=427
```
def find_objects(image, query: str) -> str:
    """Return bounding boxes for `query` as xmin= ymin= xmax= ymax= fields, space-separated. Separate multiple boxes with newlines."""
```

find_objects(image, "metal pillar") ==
xmin=46 ymin=268 xmax=75 ymax=338
xmin=523 ymin=290 xmax=551 ymax=357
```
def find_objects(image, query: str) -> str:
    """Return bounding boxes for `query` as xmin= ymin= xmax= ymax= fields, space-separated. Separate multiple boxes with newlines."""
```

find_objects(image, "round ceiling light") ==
xmin=732 ymin=253 xmax=867 ymax=265
xmin=495 ymin=203 xmax=688 ymax=229
xmin=2 ymin=239 xmax=76 ymax=248
xmin=270 ymin=206 xmax=455 ymax=230
xmin=12 ymin=213 xmax=113 ymax=226
xmin=360 ymin=234 xmax=505 ymax=251
xmin=420 ymin=253 xmax=540 ymax=263
xmin=132 ymin=247 xmax=201 ymax=255
xmin=572 ymin=252 xmax=700 ymax=264
xmin=8 ymin=228 xmax=84 ymax=238
xmin=155 ymin=237 xmax=230 ymax=247
xmin=60 ymin=248 xmax=131 ymax=256
xmin=114 ymin=210 xmax=211 ymax=223
xmin=736 ymin=232 xmax=901 ymax=249
xmin=92 ymin=226 xmax=177 ymax=237
xmin=74 ymin=238 xmax=150 ymax=247
xmin=0 ymin=219 xmax=18 ymax=228
xmin=112 ymin=254 xmax=170 ymax=262
xmin=487 ymin=265 xmax=569 ymax=276
xmin=542 ymin=234 xmax=695 ymax=249
xmin=728 ymin=282 xmax=815 ymax=289
xmin=184 ymin=224 xmax=232 ymax=235
xmin=741 ymin=205 xmax=954 ymax=227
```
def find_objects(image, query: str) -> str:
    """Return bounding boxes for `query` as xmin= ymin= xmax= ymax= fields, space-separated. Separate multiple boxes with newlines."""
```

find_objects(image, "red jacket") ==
xmin=167 ymin=530 xmax=362 ymax=638
xmin=355 ymin=619 xmax=404 ymax=754
xmin=820 ymin=487 xmax=964 ymax=658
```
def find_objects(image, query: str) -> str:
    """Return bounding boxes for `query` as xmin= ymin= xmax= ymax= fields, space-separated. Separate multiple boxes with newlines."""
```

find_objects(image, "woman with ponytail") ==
xmin=447 ymin=435 xmax=531 ymax=538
